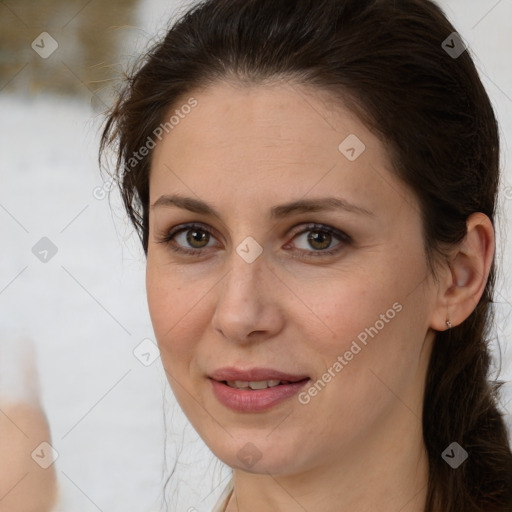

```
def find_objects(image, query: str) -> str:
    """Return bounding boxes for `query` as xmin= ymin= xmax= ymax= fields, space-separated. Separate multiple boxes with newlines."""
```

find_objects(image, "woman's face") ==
xmin=146 ymin=81 xmax=440 ymax=475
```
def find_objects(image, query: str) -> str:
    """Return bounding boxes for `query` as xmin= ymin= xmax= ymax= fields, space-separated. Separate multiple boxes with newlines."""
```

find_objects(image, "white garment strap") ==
xmin=211 ymin=477 xmax=234 ymax=512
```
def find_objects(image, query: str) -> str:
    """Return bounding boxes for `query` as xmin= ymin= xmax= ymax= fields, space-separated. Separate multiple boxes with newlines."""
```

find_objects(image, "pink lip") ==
xmin=209 ymin=367 xmax=309 ymax=382
xmin=210 ymin=379 xmax=310 ymax=413
xmin=208 ymin=367 xmax=310 ymax=413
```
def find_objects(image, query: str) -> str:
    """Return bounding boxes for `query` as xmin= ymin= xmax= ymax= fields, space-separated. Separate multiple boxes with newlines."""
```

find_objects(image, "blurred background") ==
xmin=0 ymin=0 xmax=511 ymax=511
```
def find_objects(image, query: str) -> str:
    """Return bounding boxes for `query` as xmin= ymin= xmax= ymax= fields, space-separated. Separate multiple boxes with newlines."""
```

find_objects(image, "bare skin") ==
xmin=146 ymin=81 xmax=494 ymax=512
xmin=0 ymin=402 xmax=57 ymax=512
xmin=0 ymin=338 xmax=57 ymax=512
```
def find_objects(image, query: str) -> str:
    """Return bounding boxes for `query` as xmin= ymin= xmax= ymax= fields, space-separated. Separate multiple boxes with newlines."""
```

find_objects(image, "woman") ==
xmin=100 ymin=0 xmax=512 ymax=510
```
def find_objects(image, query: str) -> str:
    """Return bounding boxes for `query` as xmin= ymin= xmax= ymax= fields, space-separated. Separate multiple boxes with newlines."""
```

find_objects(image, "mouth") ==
xmin=208 ymin=367 xmax=311 ymax=412
xmin=208 ymin=366 xmax=310 ymax=383
xmin=220 ymin=378 xmax=309 ymax=390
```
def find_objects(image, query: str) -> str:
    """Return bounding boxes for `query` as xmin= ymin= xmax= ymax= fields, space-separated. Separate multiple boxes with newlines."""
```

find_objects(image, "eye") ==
xmin=284 ymin=223 xmax=351 ymax=258
xmin=156 ymin=223 xmax=220 ymax=256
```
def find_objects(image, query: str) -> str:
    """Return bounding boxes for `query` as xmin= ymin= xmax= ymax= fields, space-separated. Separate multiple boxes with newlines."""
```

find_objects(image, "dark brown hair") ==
xmin=100 ymin=0 xmax=512 ymax=510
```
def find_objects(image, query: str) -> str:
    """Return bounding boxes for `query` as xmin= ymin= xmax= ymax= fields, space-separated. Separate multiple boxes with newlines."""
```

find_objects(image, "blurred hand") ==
xmin=0 ymin=336 xmax=57 ymax=512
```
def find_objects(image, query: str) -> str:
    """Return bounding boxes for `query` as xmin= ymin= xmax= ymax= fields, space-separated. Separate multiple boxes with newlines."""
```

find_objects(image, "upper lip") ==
xmin=209 ymin=367 xmax=310 ymax=382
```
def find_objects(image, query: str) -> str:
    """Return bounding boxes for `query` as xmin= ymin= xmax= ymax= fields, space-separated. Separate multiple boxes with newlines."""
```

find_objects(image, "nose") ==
xmin=211 ymin=246 xmax=284 ymax=345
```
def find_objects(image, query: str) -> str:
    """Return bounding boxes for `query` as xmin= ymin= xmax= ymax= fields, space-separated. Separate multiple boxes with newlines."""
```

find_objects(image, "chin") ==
xmin=210 ymin=436 xmax=303 ymax=476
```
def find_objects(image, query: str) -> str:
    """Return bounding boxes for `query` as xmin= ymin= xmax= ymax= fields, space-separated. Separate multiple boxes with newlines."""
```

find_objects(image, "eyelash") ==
xmin=156 ymin=222 xmax=352 ymax=259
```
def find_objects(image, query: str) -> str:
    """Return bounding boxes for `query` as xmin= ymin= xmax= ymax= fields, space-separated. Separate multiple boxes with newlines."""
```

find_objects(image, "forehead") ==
xmin=153 ymin=81 xmax=384 ymax=163
xmin=149 ymin=81 xmax=412 ymax=220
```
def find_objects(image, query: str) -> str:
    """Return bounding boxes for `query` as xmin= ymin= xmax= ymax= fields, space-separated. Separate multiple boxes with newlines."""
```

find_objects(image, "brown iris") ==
xmin=307 ymin=230 xmax=332 ymax=251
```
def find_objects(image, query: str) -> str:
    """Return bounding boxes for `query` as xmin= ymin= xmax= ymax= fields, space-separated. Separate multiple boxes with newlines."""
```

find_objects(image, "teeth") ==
xmin=226 ymin=379 xmax=282 ymax=390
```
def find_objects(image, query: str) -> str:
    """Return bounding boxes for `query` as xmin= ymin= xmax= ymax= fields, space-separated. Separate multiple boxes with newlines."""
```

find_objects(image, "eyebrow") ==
xmin=151 ymin=193 xmax=374 ymax=219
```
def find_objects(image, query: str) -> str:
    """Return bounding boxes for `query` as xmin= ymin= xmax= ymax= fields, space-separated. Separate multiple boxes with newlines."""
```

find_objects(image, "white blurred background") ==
xmin=0 ymin=0 xmax=511 ymax=510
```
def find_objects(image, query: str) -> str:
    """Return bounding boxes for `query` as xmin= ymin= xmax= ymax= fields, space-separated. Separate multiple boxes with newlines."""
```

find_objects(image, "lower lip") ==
xmin=209 ymin=378 xmax=310 ymax=413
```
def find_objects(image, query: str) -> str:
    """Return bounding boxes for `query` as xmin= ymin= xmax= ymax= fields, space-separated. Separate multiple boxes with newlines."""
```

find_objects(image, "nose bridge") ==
xmin=224 ymin=238 xmax=266 ymax=298
xmin=212 ymin=237 xmax=276 ymax=340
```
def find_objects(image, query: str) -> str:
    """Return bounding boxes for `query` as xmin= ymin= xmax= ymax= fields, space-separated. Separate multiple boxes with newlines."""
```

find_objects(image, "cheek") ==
xmin=304 ymin=250 xmax=426 ymax=378
xmin=145 ymin=263 xmax=200 ymax=369
xmin=296 ymin=278 xmax=419 ymax=433
xmin=145 ymin=264 xmax=171 ymax=339
xmin=298 ymin=267 xmax=396 ymax=347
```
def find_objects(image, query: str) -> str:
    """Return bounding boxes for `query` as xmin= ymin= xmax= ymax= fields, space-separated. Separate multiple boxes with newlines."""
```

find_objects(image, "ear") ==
xmin=430 ymin=212 xmax=495 ymax=331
